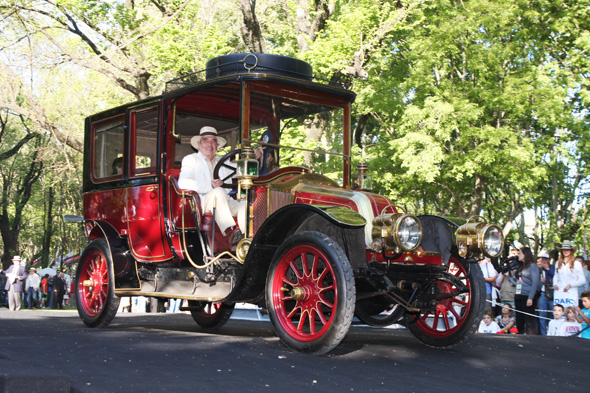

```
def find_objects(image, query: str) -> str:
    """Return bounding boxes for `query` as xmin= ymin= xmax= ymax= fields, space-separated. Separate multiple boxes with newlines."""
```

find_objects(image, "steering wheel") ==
xmin=213 ymin=149 xmax=240 ymax=189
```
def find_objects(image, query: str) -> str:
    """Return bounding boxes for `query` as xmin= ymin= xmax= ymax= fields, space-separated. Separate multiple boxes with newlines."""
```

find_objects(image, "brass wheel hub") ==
xmin=290 ymin=286 xmax=307 ymax=301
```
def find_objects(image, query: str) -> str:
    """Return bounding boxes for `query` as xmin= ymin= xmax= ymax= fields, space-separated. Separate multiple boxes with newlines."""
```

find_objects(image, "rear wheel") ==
xmin=407 ymin=258 xmax=484 ymax=347
xmin=188 ymin=301 xmax=234 ymax=329
xmin=266 ymin=231 xmax=355 ymax=354
xmin=355 ymin=299 xmax=404 ymax=327
xmin=76 ymin=239 xmax=120 ymax=328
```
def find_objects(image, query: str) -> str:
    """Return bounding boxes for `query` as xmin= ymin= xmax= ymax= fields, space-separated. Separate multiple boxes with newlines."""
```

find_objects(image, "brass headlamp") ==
xmin=371 ymin=213 xmax=423 ymax=253
xmin=455 ymin=216 xmax=504 ymax=258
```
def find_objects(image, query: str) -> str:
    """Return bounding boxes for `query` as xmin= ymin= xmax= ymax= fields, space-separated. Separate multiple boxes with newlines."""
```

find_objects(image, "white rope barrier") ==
xmin=485 ymin=299 xmax=590 ymax=337
xmin=485 ymin=299 xmax=553 ymax=321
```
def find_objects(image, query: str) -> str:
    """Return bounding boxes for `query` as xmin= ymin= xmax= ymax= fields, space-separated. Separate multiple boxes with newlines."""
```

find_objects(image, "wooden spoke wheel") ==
xmin=407 ymin=258 xmax=484 ymax=347
xmin=76 ymin=239 xmax=119 ymax=328
xmin=266 ymin=231 xmax=355 ymax=354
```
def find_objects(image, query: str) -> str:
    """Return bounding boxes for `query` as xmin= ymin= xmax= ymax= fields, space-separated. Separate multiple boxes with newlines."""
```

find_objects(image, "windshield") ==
xmin=168 ymin=81 xmax=350 ymax=184
xmin=248 ymin=91 xmax=346 ymax=183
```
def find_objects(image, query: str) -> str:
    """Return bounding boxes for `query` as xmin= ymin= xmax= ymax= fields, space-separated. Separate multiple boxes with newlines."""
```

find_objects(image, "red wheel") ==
xmin=76 ymin=239 xmax=119 ymax=328
xmin=407 ymin=257 xmax=484 ymax=347
xmin=188 ymin=301 xmax=234 ymax=329
xmin=266 ymin=231 xmax=355 ymax=354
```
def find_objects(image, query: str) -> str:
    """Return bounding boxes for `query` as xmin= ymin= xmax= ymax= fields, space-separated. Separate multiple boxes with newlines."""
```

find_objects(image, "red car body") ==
xmin=73 ymin=53 xmax=503 ymax=354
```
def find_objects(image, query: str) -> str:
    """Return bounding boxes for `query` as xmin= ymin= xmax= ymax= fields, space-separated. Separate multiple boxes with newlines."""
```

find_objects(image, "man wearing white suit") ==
xmin=3 ymin=256 xmax=27 ymax=311
xmin=178 ymin=126 xmax=245 ymax=245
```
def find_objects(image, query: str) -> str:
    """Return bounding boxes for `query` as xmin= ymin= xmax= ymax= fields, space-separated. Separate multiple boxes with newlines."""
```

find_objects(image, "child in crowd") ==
xmin=479 ymin=309 xmax=501 ymax=333
xmin=575 ymin=290 xmax=590 ymax=339
xmin=557 ymin=306 xmax=582 ymax=337
xmin=495 ymin=303 xmax=517 ymax=334
xmin=547 ymin=304 xmax=565 ymax=336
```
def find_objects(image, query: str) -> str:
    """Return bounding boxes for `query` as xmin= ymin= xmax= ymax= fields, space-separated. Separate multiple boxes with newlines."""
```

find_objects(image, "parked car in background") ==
xmin=0 ymin=272 xmax=7 ymax=307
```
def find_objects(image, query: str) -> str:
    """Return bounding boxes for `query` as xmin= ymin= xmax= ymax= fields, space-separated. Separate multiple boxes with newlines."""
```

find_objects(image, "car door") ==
xmin=125 ymin=104 xmax=169 ymax=261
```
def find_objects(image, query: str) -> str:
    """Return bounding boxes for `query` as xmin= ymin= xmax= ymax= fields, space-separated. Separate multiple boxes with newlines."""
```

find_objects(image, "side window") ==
xmin=131 ymin=106 xmax=159 ymax=177
xmin=92 ymin=116 xmax=125 ymax=180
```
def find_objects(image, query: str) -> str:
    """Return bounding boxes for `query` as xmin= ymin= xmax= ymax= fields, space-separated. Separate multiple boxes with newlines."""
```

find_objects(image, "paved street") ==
xmin=1 ymin=308 xmax=588 ymax=393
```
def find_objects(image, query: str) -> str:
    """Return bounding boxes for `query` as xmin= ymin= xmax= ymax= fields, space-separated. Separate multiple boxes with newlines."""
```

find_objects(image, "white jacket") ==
xmin=178 ymin=152 xmax=235 ymax=208
xmin=25 ymin=273 xmax=41 ymax=291
xmin=554 ymin=260 xmax=586 ymax=291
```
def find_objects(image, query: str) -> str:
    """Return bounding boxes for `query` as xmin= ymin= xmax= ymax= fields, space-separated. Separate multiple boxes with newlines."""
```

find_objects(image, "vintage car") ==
xmin=71 ymin=53 xmax=504 ymax=354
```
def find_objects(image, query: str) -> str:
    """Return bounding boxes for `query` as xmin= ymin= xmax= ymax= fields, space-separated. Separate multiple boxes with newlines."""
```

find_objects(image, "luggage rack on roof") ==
xmin=164 ymin=53 xmax=348 ymax=93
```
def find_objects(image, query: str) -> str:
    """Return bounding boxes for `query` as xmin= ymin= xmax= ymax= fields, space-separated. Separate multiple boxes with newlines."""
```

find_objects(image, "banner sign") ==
xmin=553 ymin=289 xmax=578 ymax=308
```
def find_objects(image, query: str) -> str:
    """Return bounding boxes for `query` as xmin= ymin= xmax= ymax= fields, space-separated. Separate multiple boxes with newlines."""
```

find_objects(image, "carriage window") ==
xmin=92 ymin=116 xmax=125 ymax=180
xmin=172 ymin=114 xmax=240 ymax=167
xmin=131 ymin=106 xmax=159 ymax=177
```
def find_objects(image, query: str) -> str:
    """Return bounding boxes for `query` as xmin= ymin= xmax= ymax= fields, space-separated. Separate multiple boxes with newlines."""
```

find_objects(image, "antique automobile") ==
xmin=72 ymin=53 xmax=504 ymax=354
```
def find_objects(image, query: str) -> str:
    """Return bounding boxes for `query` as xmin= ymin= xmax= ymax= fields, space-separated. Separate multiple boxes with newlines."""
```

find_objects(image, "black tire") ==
xmin=265 ymin=231 xmax=355 ymax=354
xmin=206 ymin=53 xmax=313 ymax=80
xmin=355 ymin=299 xmax=404 ymax=327
xmin=188 ymin=301 xmax=234 ymax=329
xmin=76 ymin=239 xmax=120 ymax=328
xmin=406 ymin=257 xmax=485 ymax=347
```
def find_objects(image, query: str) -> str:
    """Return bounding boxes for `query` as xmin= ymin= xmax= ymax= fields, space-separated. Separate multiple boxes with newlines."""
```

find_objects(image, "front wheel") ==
xmin=266 ymin=231 xmax=355 ymax=354
xmin=188 ymin=301 xmax=234 ymax=329
xmin=407 ymin=257 xmax=485 ymax=347
xmin=76 ymin=239 xmax=120 ymax=328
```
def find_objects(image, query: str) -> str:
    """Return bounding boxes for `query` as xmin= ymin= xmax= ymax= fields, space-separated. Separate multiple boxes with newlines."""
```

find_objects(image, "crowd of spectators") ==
xmin=1 ymin=257 xmax=186 ymax=314
xmin=478 ymin=240 xmax=590 ymax=339
xmin=1 ymin=256 xmax=73 ymax=310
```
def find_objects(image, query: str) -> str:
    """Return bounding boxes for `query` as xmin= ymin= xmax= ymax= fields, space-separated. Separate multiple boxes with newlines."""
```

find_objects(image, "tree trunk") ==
xmin=303 ymin=114 xmax=329 ymax=167
xmin=41 ymin=186 xmax=55 ymax=268
xmin=296 ymin=0 xmax=334 ymax=53
xmin=238 ymin=0 xmax=267 ymax=53
xmin=0 ymin=141 xmax=44 ymax=269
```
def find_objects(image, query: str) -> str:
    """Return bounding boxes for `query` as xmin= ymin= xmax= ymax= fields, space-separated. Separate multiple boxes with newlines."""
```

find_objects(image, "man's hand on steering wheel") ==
xmin=213 ymin=149 xmax=240 ymax=189
xmin=211 ymin=179 xmax=224 ymax=188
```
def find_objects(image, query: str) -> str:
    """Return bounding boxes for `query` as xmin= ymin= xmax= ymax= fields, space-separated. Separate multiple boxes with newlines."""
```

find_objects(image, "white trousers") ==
xmin=8 ymin=287 xmax=21 ymax=311
xmin=202 ymin=187 xmax=246 ymax=233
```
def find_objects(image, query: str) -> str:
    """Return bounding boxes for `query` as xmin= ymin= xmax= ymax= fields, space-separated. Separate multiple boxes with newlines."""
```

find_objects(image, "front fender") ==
xmin=225 ymin=204 xmax=365 ymax=303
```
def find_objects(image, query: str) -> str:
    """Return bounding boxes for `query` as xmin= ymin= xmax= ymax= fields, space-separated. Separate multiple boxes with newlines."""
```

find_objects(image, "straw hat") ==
xmin=190 ymin=126 xmax=226 ymax=150
xmin=12 ymin=255 xmax=22 ymax=263
xmin=559 ymin=240 xmax=576 ymax=251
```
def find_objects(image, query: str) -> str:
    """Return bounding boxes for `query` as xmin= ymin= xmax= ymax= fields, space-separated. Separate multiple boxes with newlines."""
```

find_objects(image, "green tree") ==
xmin=0 ymin=115 xmax=44 ymax=269
xmin=1 ymin=0 xmax=589 ymax=259
xmin=304 ymin=0 xmax=590 ymax=252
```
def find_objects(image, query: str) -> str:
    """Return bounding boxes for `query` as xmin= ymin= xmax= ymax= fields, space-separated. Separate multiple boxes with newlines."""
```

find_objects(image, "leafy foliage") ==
xmin=1 ymin=0 xmax=589 ymax=260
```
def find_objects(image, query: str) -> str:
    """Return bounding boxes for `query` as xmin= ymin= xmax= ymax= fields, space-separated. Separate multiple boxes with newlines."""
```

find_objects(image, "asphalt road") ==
xmin=1 ymin=308 xmax=588 ymax=393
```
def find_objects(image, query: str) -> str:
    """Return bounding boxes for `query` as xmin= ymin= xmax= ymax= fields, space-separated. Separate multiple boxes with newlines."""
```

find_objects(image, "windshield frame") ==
xmin=241 ymin=80 xmax=353 ymax=188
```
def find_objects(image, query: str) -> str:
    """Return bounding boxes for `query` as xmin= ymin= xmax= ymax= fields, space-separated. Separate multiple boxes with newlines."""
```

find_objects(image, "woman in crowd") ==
xmin=514 ymin=247 xmax=539 ymax=335
xmin=553 ymin=240 xmax=585 ymax=308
